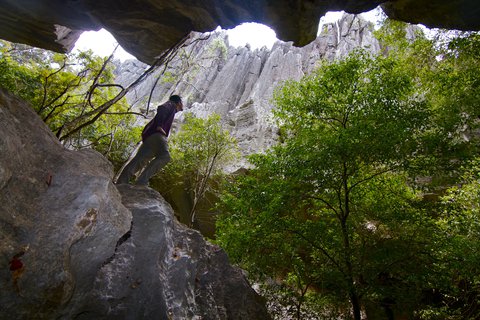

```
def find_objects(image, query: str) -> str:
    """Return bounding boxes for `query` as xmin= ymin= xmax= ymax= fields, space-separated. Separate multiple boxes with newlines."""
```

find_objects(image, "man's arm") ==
xmin=155 ymin=126 xmax=167 ymax=135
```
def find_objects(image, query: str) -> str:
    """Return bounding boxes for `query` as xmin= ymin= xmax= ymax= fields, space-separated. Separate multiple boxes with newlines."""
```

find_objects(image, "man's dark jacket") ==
xmin=141 ymin=101 xmax=177 ymax=141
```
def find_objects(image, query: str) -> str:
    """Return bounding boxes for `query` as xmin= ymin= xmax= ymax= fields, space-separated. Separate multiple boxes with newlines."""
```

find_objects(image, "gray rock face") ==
xmin=0 ymin=0 xmax=478 ymax=64
xmin=120 ymin=14 xmax=380 ymax=169
xmin=86 ymin=185 xmax=268 ymax=319
xmin=0 ymin=88 xmax=268 ymax=318
xmin=0 ymin=88 xmax=131 ymax=319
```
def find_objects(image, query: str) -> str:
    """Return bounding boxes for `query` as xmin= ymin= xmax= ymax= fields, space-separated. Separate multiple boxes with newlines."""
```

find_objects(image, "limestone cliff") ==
xmin=0 ymin=88 xmax=268 ymax=319
xmin=117 ymin=14 xmax=380 ymax=169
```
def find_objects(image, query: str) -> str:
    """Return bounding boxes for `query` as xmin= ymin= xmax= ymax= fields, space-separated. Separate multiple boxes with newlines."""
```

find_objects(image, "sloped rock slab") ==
xmin=0 ymin=88 xmax=132 ymax=319
xmin=79 ymin=184 xmax=269 ymax=320
xmin=0 ymin=88 xmax=268 ymax=319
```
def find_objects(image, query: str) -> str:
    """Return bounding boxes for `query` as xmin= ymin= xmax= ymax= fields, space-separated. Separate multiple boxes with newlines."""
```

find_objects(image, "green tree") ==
xmin=1 ymin=37 xmax=199 ymax=170
xmin=0 ymin=40 xmax=141 ymax=168
xmin=375 ymin=23 xmax=480 ymax=188
xmin=0 ymin=41 xmax=43 ymax=103
xmin=217 ymin=52 xmax=441 ymax=319
xmin=426 ymin=32 xmax=480 ymax=174
xmin=152 ymin=113 xmax=238 ymax=234
xmin=430 ymin=159 xmax=480 ymax=319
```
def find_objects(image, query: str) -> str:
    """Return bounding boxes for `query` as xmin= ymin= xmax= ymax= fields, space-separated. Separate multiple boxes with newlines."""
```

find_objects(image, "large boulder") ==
xmin=0 ymin=88 xmax=268 ymax=319
xmin=87 ymin=184 xmax=268 ymax=319
xmin=0 ymin=0 xmax=478 ymax=64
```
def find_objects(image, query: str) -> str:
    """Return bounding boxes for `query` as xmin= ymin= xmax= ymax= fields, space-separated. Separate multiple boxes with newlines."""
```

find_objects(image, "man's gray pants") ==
xmin=117 ymin=133 xmax=171 ymax=185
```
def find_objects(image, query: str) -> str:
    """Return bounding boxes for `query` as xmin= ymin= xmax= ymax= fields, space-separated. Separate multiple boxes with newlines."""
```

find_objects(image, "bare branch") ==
xmin=87 ymin=50 xmax=116 ymax=108
xmin=95 ymin=83 xmax=125 ymax=90
xmin=59 ymin=33 xmax=191 ymax=142
xmin=38 ymin=61 xmax=82 ymax=115
xmin=104 ymin=111 xmax=146 ymax=117
xmin=38 ymin=59 xmax=67 ymax=112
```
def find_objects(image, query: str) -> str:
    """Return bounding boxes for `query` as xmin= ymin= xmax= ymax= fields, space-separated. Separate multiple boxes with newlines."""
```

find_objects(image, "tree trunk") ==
xmin=340 ymin=162 xmax=362 ymax=319
xmin=349 ymin=289 xmax=362 ymax=320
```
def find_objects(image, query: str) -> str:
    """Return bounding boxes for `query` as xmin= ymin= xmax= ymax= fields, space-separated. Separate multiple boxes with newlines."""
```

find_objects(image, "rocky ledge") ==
xmin=0 ymin=88 xmax=268 ymax=319
xmin=0 ymin=0 xmax=478 ymax=64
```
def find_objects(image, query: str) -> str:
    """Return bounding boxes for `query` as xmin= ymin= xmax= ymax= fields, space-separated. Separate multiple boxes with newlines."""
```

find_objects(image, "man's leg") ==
xmin=136 ymin=135 xmax=171 ymax=186
xmin=116 ymin=142 xmax=154 ymax=184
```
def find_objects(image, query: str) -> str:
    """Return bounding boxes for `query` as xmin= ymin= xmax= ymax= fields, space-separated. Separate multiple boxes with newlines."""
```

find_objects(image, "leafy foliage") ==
xmin=375 ymin=24 xmax=480 ymax=187
xmin=0 ymin=41 xmax=43 ymax=102
xmin=152 ymin=113 xmax=238 ymax=234
xmin=0 ymin=40 xmax=139 ymax=169
xmin=433 ymin=160 xmax=480 ymax=319
xmin=217 ymin=28 xmax=480 ymax=319
xmin=218 ymin=52 xmax=441 ymax=319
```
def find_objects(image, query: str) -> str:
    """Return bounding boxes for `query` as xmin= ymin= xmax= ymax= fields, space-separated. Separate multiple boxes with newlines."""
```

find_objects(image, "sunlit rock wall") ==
xmin=117 ymin=14 xmax=380 ymax=169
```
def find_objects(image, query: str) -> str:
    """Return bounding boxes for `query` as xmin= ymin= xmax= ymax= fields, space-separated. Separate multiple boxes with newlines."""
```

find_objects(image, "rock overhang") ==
xmin=0 ymin=0 xmax=478 ymax=65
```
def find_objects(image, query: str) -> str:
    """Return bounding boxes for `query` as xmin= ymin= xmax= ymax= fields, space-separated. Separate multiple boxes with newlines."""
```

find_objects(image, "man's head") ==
xmin=169 ymin=94 xmax=183 ymax=111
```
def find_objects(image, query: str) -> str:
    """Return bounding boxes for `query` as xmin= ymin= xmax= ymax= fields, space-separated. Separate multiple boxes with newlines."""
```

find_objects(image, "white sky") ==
xmin=73 ymin=8 xmax=383 ymax=61
xmin=73 ymin=29 xmax=135 ymax=61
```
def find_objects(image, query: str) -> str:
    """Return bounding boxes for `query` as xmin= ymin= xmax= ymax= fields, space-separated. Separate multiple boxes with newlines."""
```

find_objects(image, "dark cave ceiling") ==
xmin=0 ymin=0 xmax=478 ymax=64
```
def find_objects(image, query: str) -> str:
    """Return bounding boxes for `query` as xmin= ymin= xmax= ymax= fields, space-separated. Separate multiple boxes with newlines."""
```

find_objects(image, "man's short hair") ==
xmin=169 ymin=95 xmax=182 ymax=104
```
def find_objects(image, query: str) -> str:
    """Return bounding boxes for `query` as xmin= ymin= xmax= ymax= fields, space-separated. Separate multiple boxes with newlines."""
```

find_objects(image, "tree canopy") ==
xmin=152 ymin=113 xmax=238 ymax=236
xmin=0 ymin=41 xmax=140 ymax=168
xmin=217 ymin=25 xmax=480 ymax=319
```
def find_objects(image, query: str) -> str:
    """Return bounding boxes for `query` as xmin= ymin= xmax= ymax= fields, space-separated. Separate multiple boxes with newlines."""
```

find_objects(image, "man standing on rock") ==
xmin=116 ymin=95 xmax=183 ymax=186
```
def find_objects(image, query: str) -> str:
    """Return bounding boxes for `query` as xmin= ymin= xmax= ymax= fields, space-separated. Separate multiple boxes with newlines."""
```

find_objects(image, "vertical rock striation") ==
xmin=118 ymin=14 xmax=380 ymax=169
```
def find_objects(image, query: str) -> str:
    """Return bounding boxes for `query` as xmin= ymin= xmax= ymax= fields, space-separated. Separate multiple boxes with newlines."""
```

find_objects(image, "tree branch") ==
xmin=59 ymin=34 xmax=191 ymax=142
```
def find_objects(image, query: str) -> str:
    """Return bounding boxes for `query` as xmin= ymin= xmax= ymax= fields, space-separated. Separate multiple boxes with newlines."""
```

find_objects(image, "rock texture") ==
xmin=382 ymin=0 xmax=480 ymax=32
xmin=117 ymin=14 xmax=380 ymax=169
xmin=0 ymin=88 xmax=268 ymax=319
xmin=85 ymin=185 xmax=268 ymax=319
xmin=0 ymin=0 xmax=478 ymax=64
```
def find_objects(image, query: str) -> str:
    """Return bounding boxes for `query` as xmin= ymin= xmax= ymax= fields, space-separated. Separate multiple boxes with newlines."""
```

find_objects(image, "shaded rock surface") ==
xmin=0 ymin=0 xmax=478 ymax=64
xmin=0 ymin=87 xmax=268 ymax=318
xmin=84 ymin=185 xmax=268 ymax=319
